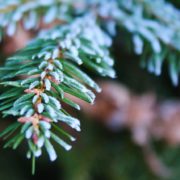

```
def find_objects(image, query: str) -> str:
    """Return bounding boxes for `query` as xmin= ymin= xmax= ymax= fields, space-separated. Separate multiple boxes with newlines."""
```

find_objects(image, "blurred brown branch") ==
xmin=71 ymin=80 xmax=180 ymax=178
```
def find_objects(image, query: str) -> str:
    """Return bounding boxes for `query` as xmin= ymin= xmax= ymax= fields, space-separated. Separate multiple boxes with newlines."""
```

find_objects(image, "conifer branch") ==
xmin=0 ymin=0 xmax=72 ymax=39
xmin=0 ymin=0 xmax=179 ymax=174
xmin=0 ymin=16 xmax=115 ymax=163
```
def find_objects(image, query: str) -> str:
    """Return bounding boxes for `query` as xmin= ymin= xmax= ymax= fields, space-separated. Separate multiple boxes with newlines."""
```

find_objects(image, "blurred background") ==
xmin=0 ymin=0 xmax=180 ymax=180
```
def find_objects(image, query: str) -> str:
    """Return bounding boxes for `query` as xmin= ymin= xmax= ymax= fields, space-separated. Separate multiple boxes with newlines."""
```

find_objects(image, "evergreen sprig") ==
xmin=0 ymin=16 xmax=115 ymax=170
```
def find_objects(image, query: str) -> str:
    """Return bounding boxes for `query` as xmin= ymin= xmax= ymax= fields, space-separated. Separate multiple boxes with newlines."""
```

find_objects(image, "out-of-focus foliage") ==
xmin=0 ymin=0 xmax=179 ymax=84
xmin=93 ymin=0 xmax=180 ymax=85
